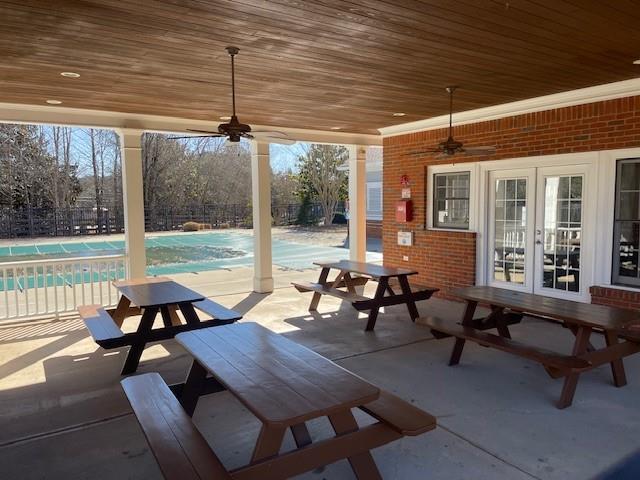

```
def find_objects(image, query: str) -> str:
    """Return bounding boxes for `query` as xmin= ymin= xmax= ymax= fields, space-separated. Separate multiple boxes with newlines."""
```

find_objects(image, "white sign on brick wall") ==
xmin=397 ymin=231 xmax=413 ymax=246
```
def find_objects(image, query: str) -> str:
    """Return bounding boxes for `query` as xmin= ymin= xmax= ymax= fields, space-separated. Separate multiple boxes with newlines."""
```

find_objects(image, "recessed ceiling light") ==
xmin=60 ymin=72 xmax=80 ymax=78
xmin=219 ymin=116 xmax=231 ymax=120
xmin=46 ymin=99 xmax=62 ymax=105
xmin=392 ymin=112 xmax=406 ymax=117
xmin=634 ymin=59 xmax=640 ymax=65
xmin=330 ymin=126 xmax=342 ymax=130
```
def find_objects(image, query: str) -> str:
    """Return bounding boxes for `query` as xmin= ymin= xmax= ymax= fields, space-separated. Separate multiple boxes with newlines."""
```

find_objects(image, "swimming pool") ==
xmin=0 ymin=231 xmax=382 ymax=276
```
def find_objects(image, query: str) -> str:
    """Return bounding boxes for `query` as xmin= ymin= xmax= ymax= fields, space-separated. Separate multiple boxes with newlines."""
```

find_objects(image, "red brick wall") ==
xmin=590 ymin=286 xmax=640 ymax=310
xmin=383 ymin=95 xmax=640 ymax=302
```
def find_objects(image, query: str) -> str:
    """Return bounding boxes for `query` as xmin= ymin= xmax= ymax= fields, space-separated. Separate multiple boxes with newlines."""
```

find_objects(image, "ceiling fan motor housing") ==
xmin=218 ymin=114 xmax=252 ymax=142
xmin=440 ymin=136 xmax=464 ymax=155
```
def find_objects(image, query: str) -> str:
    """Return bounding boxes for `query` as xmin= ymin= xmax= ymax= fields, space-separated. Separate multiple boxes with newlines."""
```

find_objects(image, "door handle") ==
xmin=535 ymin=240 xmax=542 ymax=245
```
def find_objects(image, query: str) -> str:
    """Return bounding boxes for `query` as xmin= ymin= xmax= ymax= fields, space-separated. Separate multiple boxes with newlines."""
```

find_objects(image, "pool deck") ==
xmin=0 ymin=266 xmax=638 ymax=479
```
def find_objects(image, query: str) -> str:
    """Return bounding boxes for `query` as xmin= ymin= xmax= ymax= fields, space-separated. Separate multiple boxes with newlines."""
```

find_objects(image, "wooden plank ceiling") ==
xmin=1 ymin=0 xmax=639 ymax=134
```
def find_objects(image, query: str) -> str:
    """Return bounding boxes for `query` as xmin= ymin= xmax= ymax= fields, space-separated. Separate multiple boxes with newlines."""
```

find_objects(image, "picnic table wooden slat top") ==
xmin=313 ymin=260 xmax=417 ymax=278
xmin=175 ymin=322 xmax=380 ymax=427
xmin=454 ymin=286 xmax=640 ymax=331
xmin=114 ymin=279 xmax=205 ymax=308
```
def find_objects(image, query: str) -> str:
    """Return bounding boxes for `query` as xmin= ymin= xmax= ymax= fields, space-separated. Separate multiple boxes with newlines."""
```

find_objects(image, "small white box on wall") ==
xmin=397 ymin=231 xmax=413 ymax=246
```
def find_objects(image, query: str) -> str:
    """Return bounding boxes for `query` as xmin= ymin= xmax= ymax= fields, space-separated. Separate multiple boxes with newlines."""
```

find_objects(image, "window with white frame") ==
xmin=433 ymin=172 xmax=470 ymax=229
xmin=613 ymin=158 xmax=640 ymax=287
xmin=366 ymin=182 xmax=382 ymax=220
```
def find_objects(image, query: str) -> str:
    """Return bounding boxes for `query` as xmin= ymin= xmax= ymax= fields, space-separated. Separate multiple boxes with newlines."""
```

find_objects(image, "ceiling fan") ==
xmin=169 ymin=46 xmax=295 ymax=145
xmin=409 ymin=86 xmax=496 ymax=158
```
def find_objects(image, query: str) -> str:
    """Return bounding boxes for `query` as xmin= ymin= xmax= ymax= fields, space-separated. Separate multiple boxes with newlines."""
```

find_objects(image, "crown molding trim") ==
xmin=0 ymin=102 xmax=382 ymax=146
xmin=378 ymin=78 xmax=640 ymax=138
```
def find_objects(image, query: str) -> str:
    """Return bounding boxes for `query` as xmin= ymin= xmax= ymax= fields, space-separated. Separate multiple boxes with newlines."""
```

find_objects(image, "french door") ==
xmin=487 ymin=164 xmax=593 ymax=301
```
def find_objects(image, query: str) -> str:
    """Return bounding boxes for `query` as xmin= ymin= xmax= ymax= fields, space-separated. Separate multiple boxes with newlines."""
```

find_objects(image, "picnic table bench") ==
xmin=121 ymin=322 xmax=436 ymax=480
xmin=293 ymin=260 xmax=438 ymax=331
xmin=422 ymin=286 xmax=640 ymax=408
xmin=79 ymin=276 xmax=242 ymax=374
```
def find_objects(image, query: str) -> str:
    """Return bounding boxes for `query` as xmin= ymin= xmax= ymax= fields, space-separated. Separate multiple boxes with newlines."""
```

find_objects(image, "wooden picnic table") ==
xmin=293 ymin=260 xmax=438 ymax=331
xmin=79 ymin=276 xmax=241 ymax=375
xmin=163 ymin=322 xmax=436 ymax=479
xmin=422 ymin=286 xmax=640 ymax=408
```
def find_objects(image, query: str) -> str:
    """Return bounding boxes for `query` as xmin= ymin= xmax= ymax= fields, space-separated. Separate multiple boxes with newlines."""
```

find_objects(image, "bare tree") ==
xmin=297 ymin=144 xmax=348 ymax=225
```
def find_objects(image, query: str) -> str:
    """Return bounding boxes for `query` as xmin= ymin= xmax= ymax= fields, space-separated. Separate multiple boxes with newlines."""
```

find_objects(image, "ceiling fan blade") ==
xmin=186 ymin=128 xmax=222 ymax=134
xmin=241 ymin=132 xmax=296 ymax=145
xmin=407 ymin=149 xmax=441 ymax=156
xmin=167 ymin=134 xmax=225 ymax=140
xmin=251 ymin=131 xmax=290 ymax=139
xmin=463 ymin=146 xmax=496 ymax=155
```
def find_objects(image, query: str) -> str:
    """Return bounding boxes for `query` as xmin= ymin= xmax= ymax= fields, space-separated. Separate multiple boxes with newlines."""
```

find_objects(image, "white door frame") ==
xmin=476 ymin=152 xmax=598 ymax=302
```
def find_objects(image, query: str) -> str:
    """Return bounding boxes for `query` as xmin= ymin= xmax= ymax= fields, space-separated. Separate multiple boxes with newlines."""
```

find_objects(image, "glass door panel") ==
xmin=540 ymin=175 xmax=583 ymax=292
xmin=533 ymin=163 xmax=592 ymax=301
xmin=493 ymin=178 xmax=527 ymax=284
xmin=488 ymin=169 xmax=535 ymax=292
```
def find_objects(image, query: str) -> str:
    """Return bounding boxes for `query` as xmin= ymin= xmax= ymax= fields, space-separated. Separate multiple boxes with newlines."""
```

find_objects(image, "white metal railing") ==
xmin=0 ymin=254 xmax=126 ymax=321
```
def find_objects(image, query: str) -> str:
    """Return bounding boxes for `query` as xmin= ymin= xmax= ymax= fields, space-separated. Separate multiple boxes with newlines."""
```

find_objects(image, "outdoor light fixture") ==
xmin=46 ymin=99 xmax=62 ymax=104
xmin=330 ymin=126 xmax=342 ymax=130
xmin=634 ymin=59 xmax=640 ymax=65
xmin=60 ymin=72 xmax=80 ymax=78
xmin=393 ymin=112 xmax=406 ymax=117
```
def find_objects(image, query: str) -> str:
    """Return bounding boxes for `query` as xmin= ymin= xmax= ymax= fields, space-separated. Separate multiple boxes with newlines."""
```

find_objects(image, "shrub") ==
xmin=182 ymin=221 xmax=200 ymax=232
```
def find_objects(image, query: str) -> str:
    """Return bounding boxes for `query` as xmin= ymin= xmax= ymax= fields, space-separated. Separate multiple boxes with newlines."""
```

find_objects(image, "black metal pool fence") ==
xmin=0 ymin=202 xmax=342 ymax=238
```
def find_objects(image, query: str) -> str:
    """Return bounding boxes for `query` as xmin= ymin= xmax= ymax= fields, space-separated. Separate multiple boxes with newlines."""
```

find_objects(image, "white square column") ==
xmin=251 ymin=141 xmax=274 ymax=293
xmin=118 ymin=128 xmax=146 ymax=279
xmin=348 ymin=145 xmax=367 ymax=262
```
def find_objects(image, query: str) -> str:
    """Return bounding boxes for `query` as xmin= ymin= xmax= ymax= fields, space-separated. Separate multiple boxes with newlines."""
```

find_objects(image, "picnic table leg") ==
xmin=604 ymin=331 xmax=627 ymax=387
xmin=178 ymin=302 xmax=201 ymax=325
xmin=309 ymin=267 xmax=330 ymax=312
xmin=491 ymin=305 xmax=511 ymax=339
xmin=251 ymin=425 xmax=286 ymax=462
xmin=365 ymin=278 xmax=389 ymax=331
xmin=121 ymin=306 xmax=158 ymax=375
xmin=179 ymin=359 xmax=208 ymax=417
xmin=290 ymin=423 xmax=312 ymax=447
xmin=342 ymin=272 xmax=357 ymax=294
xmin=557 ymin=325 xmax=592 ymax=409
xmin=397 ymin=275 xmax=419 ymax=321
xmin=166 ymin=304 xmax=182 ymax=326
xmin=449 ymin=300 xmax=477 ymax=366
xmin=110 ymin=296 xmax=131 ymax=327
xmin=159 ymin=306 xmax=173 ymax=327
xmin=328 ymin=410 xmax=382 ymax=480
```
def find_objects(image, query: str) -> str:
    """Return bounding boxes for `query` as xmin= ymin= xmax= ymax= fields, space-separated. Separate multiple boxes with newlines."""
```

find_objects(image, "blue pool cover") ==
xmin=0 ymin=232 xmax=382 ymax=290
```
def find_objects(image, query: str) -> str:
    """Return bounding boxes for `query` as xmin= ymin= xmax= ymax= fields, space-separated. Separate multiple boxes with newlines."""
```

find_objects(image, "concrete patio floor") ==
xmin=0 ymin=267 xmax=638 ymax=479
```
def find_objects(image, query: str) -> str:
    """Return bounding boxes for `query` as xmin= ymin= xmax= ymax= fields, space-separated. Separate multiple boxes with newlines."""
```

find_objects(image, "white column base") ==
xmin=253 ymin=277 xmax=275 ymax=294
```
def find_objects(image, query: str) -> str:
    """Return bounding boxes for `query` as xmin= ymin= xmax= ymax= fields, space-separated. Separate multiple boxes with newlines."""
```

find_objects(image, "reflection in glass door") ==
xmin=493 ymin=178 xmax=528 ymax=284
xmin=540 ymin=175 xmax=583 ymax=293
xmin=488 ymin=169 xmax=535 ymax=292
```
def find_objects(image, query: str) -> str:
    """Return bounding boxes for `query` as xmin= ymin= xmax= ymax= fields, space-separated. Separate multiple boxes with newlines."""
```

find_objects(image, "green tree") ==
xmin=296 ymin=144 xmax=348 ymax=225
